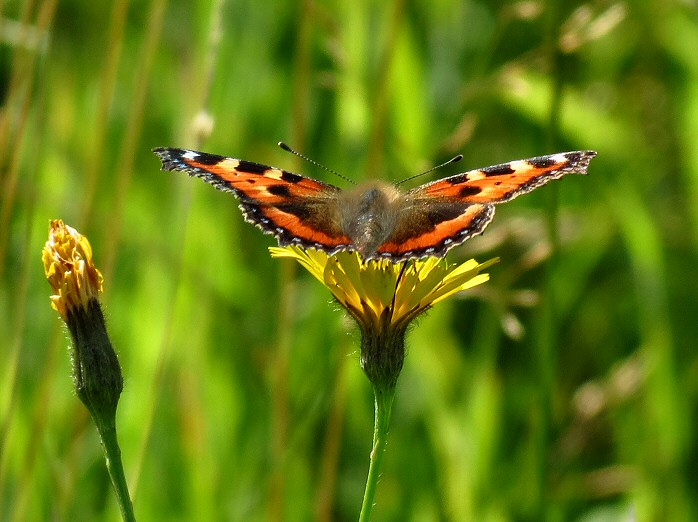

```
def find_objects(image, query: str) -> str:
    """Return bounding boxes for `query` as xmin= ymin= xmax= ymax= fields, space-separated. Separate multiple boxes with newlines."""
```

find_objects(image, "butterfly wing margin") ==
xmin=412 ymin=150 xmax=596 ymax=203
xmin=153 ymin=147 xmax=354 ymax=253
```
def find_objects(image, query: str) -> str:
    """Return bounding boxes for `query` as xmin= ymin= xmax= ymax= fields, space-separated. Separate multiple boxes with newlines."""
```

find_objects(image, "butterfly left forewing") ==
xmin=153 ymin=147 xmax=354 ymax=253
xmin=154 ymin=147 xmax=341 ymax=200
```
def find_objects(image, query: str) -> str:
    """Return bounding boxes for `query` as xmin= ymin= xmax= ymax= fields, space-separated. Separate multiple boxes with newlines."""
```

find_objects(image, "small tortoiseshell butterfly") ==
xmin=153 ymin=146 xmax=596 ymax=261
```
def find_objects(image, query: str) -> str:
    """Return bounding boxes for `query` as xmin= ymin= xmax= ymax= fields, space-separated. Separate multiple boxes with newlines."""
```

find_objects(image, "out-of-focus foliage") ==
xmin=2 ymin=0 xmax=697 ymax=520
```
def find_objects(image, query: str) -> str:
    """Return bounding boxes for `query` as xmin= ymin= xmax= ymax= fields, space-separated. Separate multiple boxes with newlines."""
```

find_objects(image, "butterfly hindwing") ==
xmin=375 ymin=202 xmax=495 ymax=259
xmin=153 ymin=147 xmax=353 ymax=253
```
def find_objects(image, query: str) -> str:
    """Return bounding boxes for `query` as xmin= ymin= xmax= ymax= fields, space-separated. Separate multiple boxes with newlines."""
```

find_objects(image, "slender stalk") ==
xmin=96 ymin=417 xmax=136 ymax=522
xmin=359 ymin=383 xmax=396 ymax=522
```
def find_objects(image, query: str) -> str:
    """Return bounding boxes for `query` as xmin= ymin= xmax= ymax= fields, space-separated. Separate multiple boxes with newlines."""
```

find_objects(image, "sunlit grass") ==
xmin=2 ymin=0 xmax=698 ymax=520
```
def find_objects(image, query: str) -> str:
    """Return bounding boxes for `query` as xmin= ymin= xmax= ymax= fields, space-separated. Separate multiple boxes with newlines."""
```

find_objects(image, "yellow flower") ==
xmin=270 ymin=246 xmax=497 ymax=387
xmin=272 ymin=245 xmax=497 ymax=521
xmin=270 ymin=246 xmax=496 ymax=327
xmin=42 ymin=219 xmax=103 ymax=319
xmin=41 ymin=220 xmax=132 ymax=518
xmin=42 ymin=219 xmax=122 ymax=420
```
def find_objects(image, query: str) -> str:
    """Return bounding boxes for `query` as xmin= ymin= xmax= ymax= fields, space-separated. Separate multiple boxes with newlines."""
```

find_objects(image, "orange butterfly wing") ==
xmin=153 ymin=148 xmax=353 ymax=253
xmin=372 ymin=151 xmax=596 ymax=259
xmin=416 ymin=151 xmax=597 ymax=202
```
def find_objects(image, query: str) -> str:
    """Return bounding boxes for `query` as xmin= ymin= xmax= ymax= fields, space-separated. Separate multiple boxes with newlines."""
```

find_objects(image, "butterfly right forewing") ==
xmin=416 ymin=151 xmax=596 ymax=204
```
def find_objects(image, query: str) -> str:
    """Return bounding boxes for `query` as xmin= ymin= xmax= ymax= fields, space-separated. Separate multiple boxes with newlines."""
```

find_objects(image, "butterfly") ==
xmin=153 ymin=146 xmax=596 ymax=261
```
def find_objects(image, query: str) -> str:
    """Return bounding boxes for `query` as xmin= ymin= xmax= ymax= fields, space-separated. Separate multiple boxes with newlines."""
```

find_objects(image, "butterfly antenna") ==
xmin=278 ymin=142 xmax=356 ymax=185
xmin=395 ymin=154 xmax=463 ymax=186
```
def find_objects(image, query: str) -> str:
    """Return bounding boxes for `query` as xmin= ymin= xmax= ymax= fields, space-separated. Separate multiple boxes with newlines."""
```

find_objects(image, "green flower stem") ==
xmin=95 ymin=416 xmax=136 ymax=522
xmin=65 ymin=302 xmax=134 ymax=521
xmin=359 ymin=383 xmax=396 ymax=522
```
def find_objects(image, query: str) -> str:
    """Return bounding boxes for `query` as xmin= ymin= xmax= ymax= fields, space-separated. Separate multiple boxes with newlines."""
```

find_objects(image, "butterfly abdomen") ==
xmin=340 ymin=183 xmax=403 ymax=257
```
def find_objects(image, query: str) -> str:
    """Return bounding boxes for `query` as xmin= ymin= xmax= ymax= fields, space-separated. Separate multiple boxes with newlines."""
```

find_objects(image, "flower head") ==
xmin=42 ymin=220 xmax=134 ymax=517
xmin=42 ymin=220 xmax=122 ymax=420
xmin=270 ymin=246 xmax=497 ymax=388
xmin=42 ymin=219 xmax=104 ymax=320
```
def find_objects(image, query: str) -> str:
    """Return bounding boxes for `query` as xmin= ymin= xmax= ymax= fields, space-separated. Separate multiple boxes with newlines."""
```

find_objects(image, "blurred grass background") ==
xmin=2 ymin=0 xmax=698 ymax=520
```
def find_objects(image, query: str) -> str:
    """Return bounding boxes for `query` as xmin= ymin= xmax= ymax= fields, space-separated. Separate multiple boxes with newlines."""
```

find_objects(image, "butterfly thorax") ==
xmin=340 ymin=181 xmax=403 ymax=257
